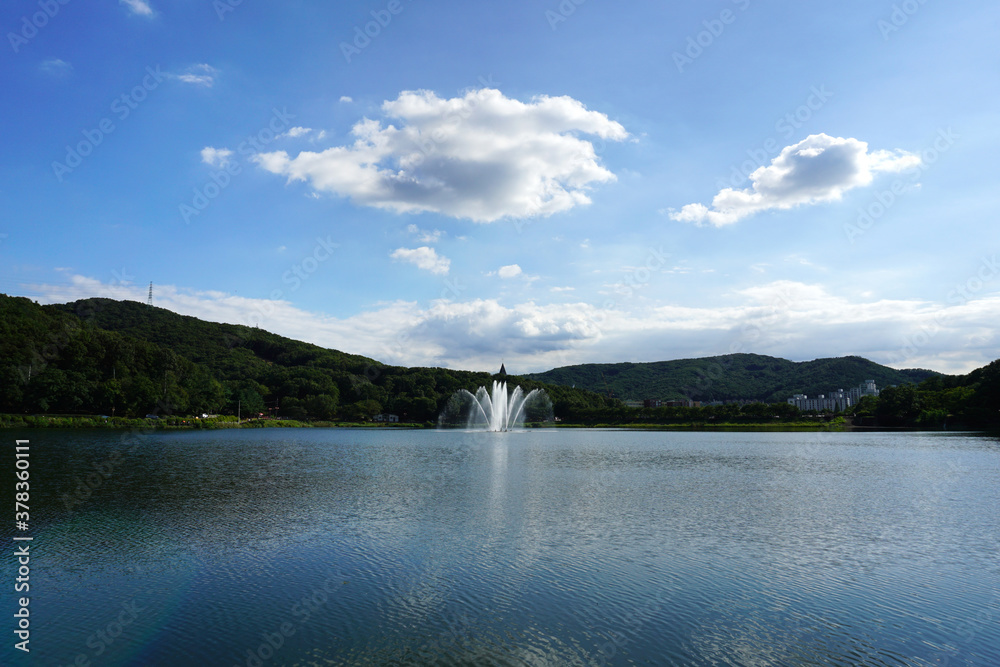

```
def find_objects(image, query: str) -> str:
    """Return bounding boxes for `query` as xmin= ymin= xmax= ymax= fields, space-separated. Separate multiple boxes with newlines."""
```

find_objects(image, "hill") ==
xmin=1 ymin=294 xmax=615 ymax=421
xmin=525 ymin=353 xmax=942 ymax=403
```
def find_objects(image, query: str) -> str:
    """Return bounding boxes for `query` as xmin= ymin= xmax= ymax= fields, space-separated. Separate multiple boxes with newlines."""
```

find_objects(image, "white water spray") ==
xmin=452 ymin=381 xmax=546 ymax=431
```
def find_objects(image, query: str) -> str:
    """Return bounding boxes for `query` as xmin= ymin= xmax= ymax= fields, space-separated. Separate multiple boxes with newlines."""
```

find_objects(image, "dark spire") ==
xmin=498 ymin=363 xmax=507 ymax=377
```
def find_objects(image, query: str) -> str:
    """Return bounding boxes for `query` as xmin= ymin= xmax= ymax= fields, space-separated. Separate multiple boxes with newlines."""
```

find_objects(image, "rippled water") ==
xmin=2 ymin=428 xmax=998 ymax=666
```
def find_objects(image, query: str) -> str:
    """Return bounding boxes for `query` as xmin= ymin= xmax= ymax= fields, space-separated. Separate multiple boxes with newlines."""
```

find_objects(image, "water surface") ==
xmin=2 ymin=428 xmax=998 ymax=666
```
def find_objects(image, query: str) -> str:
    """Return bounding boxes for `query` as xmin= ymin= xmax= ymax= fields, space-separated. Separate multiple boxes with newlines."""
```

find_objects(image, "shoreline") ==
xmin=1 ymin=414 xmax=973 ymax=433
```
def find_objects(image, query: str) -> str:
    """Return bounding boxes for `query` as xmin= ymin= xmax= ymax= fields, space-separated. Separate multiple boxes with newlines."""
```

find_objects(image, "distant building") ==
xmin=374 ymin=414 xmax=399 ymax=423
xmin=498 ymin=363 xmax=507 ymax=378
xmin=787 ymin=380 xmax=879 ymax=412
xmin=644 ymin=399 xmax=700 ymax=408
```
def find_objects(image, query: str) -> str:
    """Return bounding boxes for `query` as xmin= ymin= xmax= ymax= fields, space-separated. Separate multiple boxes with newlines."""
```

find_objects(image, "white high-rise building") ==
xmin=787 ymin=380 xmax=879 ymax=412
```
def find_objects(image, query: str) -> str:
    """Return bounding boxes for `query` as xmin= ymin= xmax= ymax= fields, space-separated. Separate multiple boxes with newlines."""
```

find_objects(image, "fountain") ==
xmin=439 ymin=381 xmax=551 ymax=431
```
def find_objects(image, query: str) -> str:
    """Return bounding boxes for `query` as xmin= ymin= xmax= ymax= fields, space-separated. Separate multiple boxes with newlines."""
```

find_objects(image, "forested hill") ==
xmin=525 ymin=353 xmax=942 ymax=403
xmin=49 ymin=297 xmax=378 ymax=377
xmin=0 ymin=294 xmax=615 ymax=421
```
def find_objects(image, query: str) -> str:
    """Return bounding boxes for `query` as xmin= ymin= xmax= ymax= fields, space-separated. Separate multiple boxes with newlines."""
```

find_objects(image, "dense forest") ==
xmin=552 ymin=366 xmax=1000 ymax=429
xmin=0 ymin=295 xmax=615 ymax=422
xmin=526 ymin=353 xmax=940 ymax=403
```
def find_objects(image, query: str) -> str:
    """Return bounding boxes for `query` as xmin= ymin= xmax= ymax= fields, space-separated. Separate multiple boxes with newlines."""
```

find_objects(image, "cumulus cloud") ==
xmin=390 ymin=246 xmax=450 ymax=275
xmin=339 ymin=96 xmax=353 ymax=103
xmin=120 ymin=0 xmax=154 ymax=16
xmin=253 ymin=88 xmax=628 ymax=222
xmin=671 ymin=134 xmax=921 ymax=227
xmin=498 ymin=264 xmax=523 ymax=279
xmin=171 ymin=64 xmax=217 ymax=87
xmin=200 ymin=147 xmax=233 ymax=167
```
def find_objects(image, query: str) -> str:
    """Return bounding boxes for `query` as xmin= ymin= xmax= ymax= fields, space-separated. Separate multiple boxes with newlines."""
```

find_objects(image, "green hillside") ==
xmin=1 ymin=294 xmax=615 ymax=422
xmin=526 ymin=353 xmax=942 ymax=403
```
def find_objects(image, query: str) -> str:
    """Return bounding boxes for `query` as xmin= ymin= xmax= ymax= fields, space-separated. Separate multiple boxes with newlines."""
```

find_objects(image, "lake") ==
xmin=2 ymin=428 xmax=998 ymax=666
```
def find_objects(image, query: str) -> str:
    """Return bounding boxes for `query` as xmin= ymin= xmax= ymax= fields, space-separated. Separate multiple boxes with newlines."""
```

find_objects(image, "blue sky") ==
xmin=3 ymin=0 xmax=999 ymax=374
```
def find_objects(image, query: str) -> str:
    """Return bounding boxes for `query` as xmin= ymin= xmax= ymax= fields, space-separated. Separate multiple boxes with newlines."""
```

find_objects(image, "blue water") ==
xmin=2 ymin=428 xmax=998 ymax=666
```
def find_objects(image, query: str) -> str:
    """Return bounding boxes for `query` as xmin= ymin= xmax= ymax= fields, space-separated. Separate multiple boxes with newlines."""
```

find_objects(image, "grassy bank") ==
xmin=0 ymin=414 xmax=312 ymax=429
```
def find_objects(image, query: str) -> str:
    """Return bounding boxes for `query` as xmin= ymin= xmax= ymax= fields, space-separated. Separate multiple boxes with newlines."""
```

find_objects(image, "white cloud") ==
xmin=120 ymin=0 xmax=154 ymax=16
xmin=551 ymin=286 xmax=576 ymax=293
xmin=498 ymin=264 xmax=523 ymax=279
xmin=406 ymin=224 xmax=443 ymax=244
xmin=23 ymin=275 xmax=1000 ymax=375
xmin=390 ymin=246 xmax=450 ymax=275
xmin=275 ymin=127 xmax=329 ymax=142
xmin=200 ymin=147 xmax=233 ymax=167
xmin=39 ymin=58 xmax=72 ymax=76
xmin=671 ymin=134 xmax=922 ymax=227
xmin=254 ymin=88 xmax=628 ymax=222
xmin=171 ymin=64 xmax=217 ymax=87
xmin=339 ymin=96 xmax=353 ymax=103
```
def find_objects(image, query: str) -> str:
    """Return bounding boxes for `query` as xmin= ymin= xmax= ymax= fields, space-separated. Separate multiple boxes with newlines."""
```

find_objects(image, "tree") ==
xmin=237 ymin=388 xmax=265 ymax=417
xmin=852 ymin=395 xmax=877 ymax=417
xmin=306 ymin=394 xmax=338 ymax=420
xmin=343 ymin=399 xmax=382 ymax=421
xmin=875 ymin=385 xmax=922 ymax=426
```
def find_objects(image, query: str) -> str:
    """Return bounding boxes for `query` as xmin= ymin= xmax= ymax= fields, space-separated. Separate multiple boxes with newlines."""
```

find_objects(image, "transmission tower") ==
xmin=147 ymin=282 xmax=153 ymax=307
